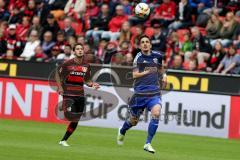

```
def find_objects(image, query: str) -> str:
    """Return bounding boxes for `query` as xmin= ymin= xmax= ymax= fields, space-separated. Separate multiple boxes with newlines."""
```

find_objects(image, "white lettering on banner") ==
xmin=34 ymin=85 xmax=55 ymax=118
xmin=5 ymin=83 xmax=32 ymax=116
xmin=0 ymin=82 xmax=2 ymax=114
xmin=80 ymin=86 xmax=231 ymax=138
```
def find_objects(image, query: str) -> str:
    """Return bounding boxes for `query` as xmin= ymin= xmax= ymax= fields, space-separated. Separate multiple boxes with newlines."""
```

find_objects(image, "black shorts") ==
xmin=62 ymin=96 xmax=85 ymax=121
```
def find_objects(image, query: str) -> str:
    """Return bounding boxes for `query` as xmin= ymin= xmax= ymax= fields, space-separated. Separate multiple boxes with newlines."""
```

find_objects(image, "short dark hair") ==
xmin=139 ymin=35 xmax=151 ymax=44
xmin=73 ymin=43 xmax=84 ymax=51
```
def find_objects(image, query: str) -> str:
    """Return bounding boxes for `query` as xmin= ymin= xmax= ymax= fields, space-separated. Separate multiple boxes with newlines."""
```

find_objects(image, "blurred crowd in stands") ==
xmin=0 ymin=0 xmax=240 ymax=74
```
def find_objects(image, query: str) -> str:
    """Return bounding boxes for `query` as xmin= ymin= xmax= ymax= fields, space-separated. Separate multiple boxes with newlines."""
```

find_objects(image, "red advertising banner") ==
xmin=0 ymin=77 xmax=62 ymax=123
xmin=229 ymin=96 xmax=240 ymax=139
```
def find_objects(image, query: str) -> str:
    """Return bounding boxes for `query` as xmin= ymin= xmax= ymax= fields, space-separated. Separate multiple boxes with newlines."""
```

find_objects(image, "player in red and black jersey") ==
xmin=56 ymin=43 xmax=100 ymax=147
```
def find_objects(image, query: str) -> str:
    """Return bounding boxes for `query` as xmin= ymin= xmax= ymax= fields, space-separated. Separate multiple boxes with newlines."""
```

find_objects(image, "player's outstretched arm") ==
xmin=85 ymin=80 xmax=100 ymax=90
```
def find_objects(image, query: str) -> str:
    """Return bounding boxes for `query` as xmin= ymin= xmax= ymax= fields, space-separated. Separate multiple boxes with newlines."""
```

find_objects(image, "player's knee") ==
xmin=129 ymin=117 xmax=139 ymax=126
xmin=152 ymin=111 xmax=160 ymax=119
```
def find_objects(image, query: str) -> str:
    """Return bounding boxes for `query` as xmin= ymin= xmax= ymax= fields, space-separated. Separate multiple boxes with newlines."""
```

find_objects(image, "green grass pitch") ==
xmin=0 ymin=119 xmax=239 ymax=160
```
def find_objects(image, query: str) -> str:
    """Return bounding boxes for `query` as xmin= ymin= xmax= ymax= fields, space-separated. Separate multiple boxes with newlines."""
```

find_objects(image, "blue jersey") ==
xmin=133 ymin=51 xmax=163 ymax=94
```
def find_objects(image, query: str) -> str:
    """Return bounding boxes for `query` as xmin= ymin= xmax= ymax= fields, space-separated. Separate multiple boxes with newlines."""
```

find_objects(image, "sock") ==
xmin=61 ymin=122 xmax=78 ymax=141
xmin=146 ymin=119 xmax=159 ymax=144
xmin=120 ymin=121 xmax=132 ymax=135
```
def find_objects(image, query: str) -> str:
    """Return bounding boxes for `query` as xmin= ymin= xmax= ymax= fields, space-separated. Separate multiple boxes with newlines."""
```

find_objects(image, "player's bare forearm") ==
xmin=159 ymin=65 xmax=167 ymax=89
xmin=132 ymin=70 xmax=150 ymax=79
xmin=55 ymin=70 xmax=63 ymax=94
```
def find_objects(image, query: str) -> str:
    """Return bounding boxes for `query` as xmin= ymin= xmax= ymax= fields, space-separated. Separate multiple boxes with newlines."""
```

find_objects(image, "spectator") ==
xmin=121 ymin=0 xmax=132 ymax=15
xmin=188 ymin=58 xmax=199 ymax=71
xmin=86 ymin=0 xmax=99 ymax=18
xmin=152 ymin=0 xmax=176 ymax=27
xmin=28 ymin=16 xmax=43 ymax=36
xmin=206 ymin=14 xmax=222 ymax=39
xmin=0 ymin=21 xmax=8 ymax=39
xmin=7 ymin=0 xmax=26 ymax=12
xmin=41 ymin=31 xmax=56 ymax=55
xmin=64 ymin=0 xmax=86 ymax=18
xmin=118 ymin=41 xmax=132 ymax=55
xmin=151 ymin=23 xmax=167 ymax=53
xmin=20 ymin=30 xmax=40 ymax=59
xmin=119 ymin=21 xmax=131 ymax=45
xmin=8 ymin=6 xmax=22 ymax=24
xmin=0 ymin=0 xmax=10 ymax=21
xmin=233 ymin=11 xmax=240 ymax=41
xmin=169 ymin=0 xmax=192 ymax=30
xmin=96 ymin=38 xmax=109 ymax=61
xmin=131 ymin=25 xmax=143 ymax=50
xmin=57 ymin=44 xmax=72 ymax=60
xmin=46 ymin=45 xmax=61 ymax=62
xmin=189 ymin=0 xmax=212 ymax=14
xmin=122 ymin=53 xmax=133 ymax=66
xmin=55 ymin=30 xmax=67 ymax=52
xmin=83 ymin=43 xmax=93 ymax=54
xmin=180 ymin=33 xmax=193 ymax=56
xmin=169 ymin=54 xmax=183 ymax=70
xmin=77 ymin=35 xmax=86 ymax=45
xmin=219 ymin=12 xmax=238 ymax=44
xmin=211 ymin=12 xmax=238 ymax=47
xmin=30 ymin=45 xmax=47 ymax=61
xmin=23 ymin=0 xmax=36 ymax=18
xmin=104 ymin=41 xmax=118 ymax=63
xmin=1 ymin=49 xmax=17 ymax=60
xmin=206 ymin=41 xmax=225 ymax=72
xmin=84 ymin=52 xmax=99 ymax=63
xmin=111 ymin=52 xmax=124 ymax=65
xmin=62 ymin=17 xmax=76 ymax=40
xmin=41 ymin=14 xmax=60 ymax=40
xmin=185 ymin=27 xmax=212 ymax=64
xmin=214 ymin=45 xmax=240 ymax=74
xmin=167 ymin=31 xmax=181 ymax=58
xmin=68 ymin=36 xmax=77 ymax=48
xmin=35 ymin=0 xmax=50 ymax=26
xmin=86 ymin=3 xmax=111 ymax=47
xmin=101 ymin=5 xmax=128 ymax=41
xmin=17 ymin=16 xmax=30 ymax=41
xmin=0 ymin=24 xmax=23 ymax=57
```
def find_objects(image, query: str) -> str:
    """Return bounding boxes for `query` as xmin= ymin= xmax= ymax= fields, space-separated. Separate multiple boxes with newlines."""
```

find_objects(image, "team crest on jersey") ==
xmin=82 ymin=67 xmax=88 ymax=72
xmin=153 ymin=58 xmax=158 ymax=64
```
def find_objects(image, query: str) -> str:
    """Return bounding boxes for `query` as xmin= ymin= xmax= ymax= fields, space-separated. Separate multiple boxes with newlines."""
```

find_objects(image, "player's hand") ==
xmin=57 ymin=87 xmax=64 ymax=95
xmin=162 ymin=76 xmax=167 ymax=89
xmin=92 ymin=82 xmax=100 ymax=90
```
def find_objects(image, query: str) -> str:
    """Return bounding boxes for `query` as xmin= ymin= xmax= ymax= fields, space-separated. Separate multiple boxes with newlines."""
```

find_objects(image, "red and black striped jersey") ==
xmin=58 ymin=58 xmax=91 ymax=96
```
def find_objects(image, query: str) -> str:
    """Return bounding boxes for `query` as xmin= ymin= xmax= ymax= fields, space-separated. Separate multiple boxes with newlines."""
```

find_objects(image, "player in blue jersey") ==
xmin=117 ymin=35 xmax=167 ymax=153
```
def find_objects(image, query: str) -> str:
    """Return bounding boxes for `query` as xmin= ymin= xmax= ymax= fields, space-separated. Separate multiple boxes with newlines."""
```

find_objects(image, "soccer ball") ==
xmin=135 ymin=3 xmax=150 ymax=19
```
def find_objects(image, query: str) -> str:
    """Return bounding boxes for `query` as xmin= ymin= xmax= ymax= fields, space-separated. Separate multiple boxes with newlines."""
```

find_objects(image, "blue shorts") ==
xmin=128 ymin=94 xmax=161 ymax=118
